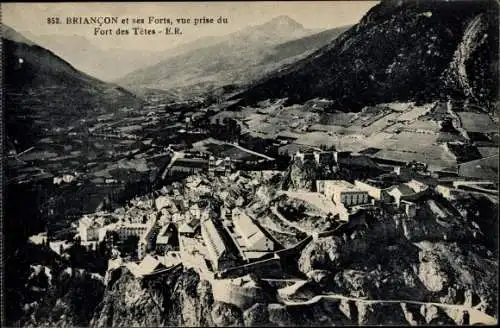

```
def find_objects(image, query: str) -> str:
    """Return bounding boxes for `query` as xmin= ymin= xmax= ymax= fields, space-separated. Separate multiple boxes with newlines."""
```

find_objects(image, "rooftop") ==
xmin=320 ymin=180 xmax=360 ymax=191
xmin=388 ymin=183 xmax=416 ymax=197
xmin=172 ymin=158 xmax=209 ymax=169
xmin=363 ymin=178 xmax=395 ymax=189
xmin=178 ymin=222 xmax=195 ymax=234
xmin=232 ymin=208 xmax=275 ymax=251
xmin=201 ymin=219 xmax=227 ymax=256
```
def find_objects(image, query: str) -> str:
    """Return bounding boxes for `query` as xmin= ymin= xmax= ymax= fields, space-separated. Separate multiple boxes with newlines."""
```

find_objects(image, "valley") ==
xmin=2 ymin=1 xmax=499 ymax=327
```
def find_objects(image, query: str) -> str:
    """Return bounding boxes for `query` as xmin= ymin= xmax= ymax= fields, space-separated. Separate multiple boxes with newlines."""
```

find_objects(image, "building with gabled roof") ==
xmin=201 ymin=218 xmax=239 ymax=272
xmin=178 ymin=221 xmax=196 ymax=237
xmin=388 ymin=179 xmax=429 ymax=206
xmin=232 ymin=208 xmax=276 ymax=252
xmin=127 ymin=254 xmax=166 ymax=278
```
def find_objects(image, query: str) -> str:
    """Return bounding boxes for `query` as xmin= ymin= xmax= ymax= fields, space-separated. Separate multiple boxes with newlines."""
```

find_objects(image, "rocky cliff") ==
xmin=18 ymin=200 xmax=495 ymax=327
xmin=297 ymin=205 xmax=498 ymax=317
xmin=90 ymin=267 xmax=244 ymax=327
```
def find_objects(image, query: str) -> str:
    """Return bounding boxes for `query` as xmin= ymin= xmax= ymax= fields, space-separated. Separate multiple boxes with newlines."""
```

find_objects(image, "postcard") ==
xmin=2 ymin=1 xmax=498 ymax=327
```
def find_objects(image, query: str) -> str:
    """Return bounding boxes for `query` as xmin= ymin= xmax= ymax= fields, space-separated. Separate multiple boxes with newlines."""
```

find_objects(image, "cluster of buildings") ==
xmin=166 ymin=155 xmax=234 ymax=178
xmin=287 ymin=148 xmax=494 ymax=221
xmin=312 ymin=177 xmax=431 ymax=220
xmin=72 ymin=142 xmax=496 ymax=284
xmin=195 ymin=206 xmax=279 ymax=274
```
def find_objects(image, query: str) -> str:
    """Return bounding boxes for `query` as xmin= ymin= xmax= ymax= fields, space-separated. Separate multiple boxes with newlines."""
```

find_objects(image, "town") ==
xmin=29 ymin=133 xmax=498 ymax=320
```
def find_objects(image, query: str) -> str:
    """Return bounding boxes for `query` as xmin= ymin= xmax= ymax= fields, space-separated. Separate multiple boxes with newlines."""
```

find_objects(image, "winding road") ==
xmin=280 ymin=293 xmax=497 ymax=325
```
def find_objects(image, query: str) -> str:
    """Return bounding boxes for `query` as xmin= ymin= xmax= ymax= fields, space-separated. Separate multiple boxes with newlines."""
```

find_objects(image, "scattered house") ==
xmin=115 ymin=223 xmax=149 ymax=241
xmin=333 ymin=151 xmax=352 ymax=163
xmin=172 ymin=212 xmax=183 ymax=223
xmin=98 ymin=223 xmax=118 ymax=242
xmin=387 ymin=180 xmax=429 ymax=206
xmin=28 ymin=232 xmax=48 ymax=246
xmin=78 ymin=216 xmax=104 ymax=242
xmin=155 ymin=195 xmax=172 ymax=211
xmin=220 ymin=207 xmax=232 ymax=222
xmin=168 ymin=158 xmax=209 ymax=176
xmin=201 ymin=218 xmax=239 ymax=272
xmin=387 ymin=184 xmax=416 ymax=207
xmin=452 ymin=180 xmax=498 ymax=195
xmin=185 ymin=176 xmax=203 ymax=189
xmin=189 ymin=203 xmax=202 ymax=219
xmin=231 ymin=208 xmax=276 ymax=252
xmin=394 ymin=166 xmax=412 ymax=176
xmin=354 ymin=179 xmax=393 ymax=202
xmin=278 ymin=143 xmax=315 ymax=156
xmin=276 ymin=135 xmax=297 ymax=145
xmin=49 ymin=240 xmax=73 ymax=256
xmin=62 ymin=174 xmax=75 ymax=183
xmin=406 ymin=179 xmax=428 ymax=193
xmin=316 ymin=180 xmax=370 ymax=207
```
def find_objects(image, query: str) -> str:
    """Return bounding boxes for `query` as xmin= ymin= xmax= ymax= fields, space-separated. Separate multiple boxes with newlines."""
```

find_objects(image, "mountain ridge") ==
xmin=3 ymin=25 xmax=142 ymax=150
xmin=116 ymin=17 xmax=350 ymax=99
xmin=230 ymin=0 xmax=498 ymax=112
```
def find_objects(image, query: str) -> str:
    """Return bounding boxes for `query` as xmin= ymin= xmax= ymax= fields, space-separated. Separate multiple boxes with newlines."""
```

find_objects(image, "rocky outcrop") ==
xmin=298 ymin=235 xmax=345 ymax=273
xmin=418 ymin=251 xmax=450 ymax=292
xmin=442 ymin=13 xmax=495 ymax=103
xmin=243 ymin=303 xmax=269 ymax=326
xmin=298 ymin=208 xmax=498 ymax=317
xmin=90 ymin=268 xmax=164 ymax=327
xmin=211 ymin=302 xmax=244 ymax=327
xmin=242 ymin=298 xmax=457 ymax=326
xmin=401 ymin=201 xmax=481 ymax=242
xmin=416 ymin=242 xmax=498 ymax=317
xmin=289 ymin=158 xmax=318 ymax=191
xmin=90 ymin=267 xmax=216 ymax=327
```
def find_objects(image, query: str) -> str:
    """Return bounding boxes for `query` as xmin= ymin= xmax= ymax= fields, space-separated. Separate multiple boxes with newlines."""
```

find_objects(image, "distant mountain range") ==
xmin=116 ymin=16 xmax=350 ymax=99
xmin=19 ymin=31 xmax=164 ymax=82
xmin=231 ymin=0 xmax=498 ymax=112
xmin=20 ymin=31 xmax=239 ymax=82
xmin=3 ymin=25 xmax=142 ymax=150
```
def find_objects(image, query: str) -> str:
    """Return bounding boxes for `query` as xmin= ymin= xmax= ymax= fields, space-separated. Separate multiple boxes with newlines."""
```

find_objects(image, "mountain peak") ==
xmin=262 ymin=15 xmax=305 ymax=30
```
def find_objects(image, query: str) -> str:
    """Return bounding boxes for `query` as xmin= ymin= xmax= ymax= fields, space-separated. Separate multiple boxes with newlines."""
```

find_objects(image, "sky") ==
xmin=3 ymin=1 xmax=378 ymax=51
